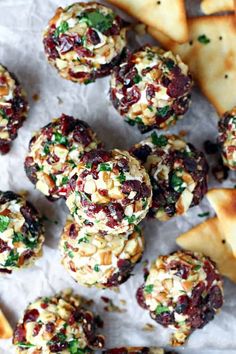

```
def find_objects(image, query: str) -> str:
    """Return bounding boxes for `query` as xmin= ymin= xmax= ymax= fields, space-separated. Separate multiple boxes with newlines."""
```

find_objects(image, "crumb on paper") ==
xmin=120 ymin=299 xmax=127 ymax=305
xmin=57 ymin=96 xmax=63 ymax=104
xmin=101 ymin=296 xmax=126 ymax=313
xmin=179 ymin=130 xmax=188 ymax=137
xmin=142 ymin=323 xmax=156 ymax=331
xmin=32 ymin=93 xmax=40 ymax=101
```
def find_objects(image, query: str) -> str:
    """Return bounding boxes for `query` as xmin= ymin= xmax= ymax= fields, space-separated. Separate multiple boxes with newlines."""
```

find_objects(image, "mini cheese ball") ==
xmin=66 ymin=149 xmax=152 ymax=234
xmin=110 ymin=45 xmax=193 ymax=133
xmin=60 ymin=216 xmax=144 ymax=288
xmin=130 ymin=133 xmax=208 ymax=221
xmin=43 ymin=2 xmax=128 ymax=84
xmin=218 ymin=107 xmax=236 ymax=170
xmin=13 ymin=290 xmax=105 ymax=353
xmin=136 ymin=251 xmax=224 ymax=346
xmin=0 ymin=191 xmax=44 ymax=273
xmin=24 ymin=114 xmax=102 ymax=201
xmin=0 ymin=64 xmax=29 ymax=154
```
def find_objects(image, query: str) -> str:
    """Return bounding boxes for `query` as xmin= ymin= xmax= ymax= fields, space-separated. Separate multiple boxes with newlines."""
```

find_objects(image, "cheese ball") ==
xmin=130 ymin=133 xmax=208 ymax=221
xmin=66 ymin=149 xmax=152 ymax=234
xmin=43 ymin=2 xmax=128 ymax=84
xmin=136 ymin=251 xmax=223 ymax=346
xmin=0 ymin=64 xmax=29 ymax=154
xmin=218 ymin=107 xmax=236 ymax=170
xmin=110 ymin=45 xmax=193 ymax=133
xmin=60 ymin=216 xmax=144 ymax=288
xmin=24 ymin=114 xmax=102 ymax=201
xmin=13 ymin=290 xmax=105 ymax=353
xmin=0 ymin=191 xmax=44 ymax=273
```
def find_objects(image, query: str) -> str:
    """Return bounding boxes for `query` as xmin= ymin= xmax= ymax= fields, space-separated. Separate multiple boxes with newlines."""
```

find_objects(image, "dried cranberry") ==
xmin=43 ymin=35 xmax=59 ymax=60
xmin=121 ymin=86 xmax=141 ymax=109
xmin=23 ymin=309 xmax=39 ymax=323
xmin=46 ymin=322 xmax=55 ymax=333
xmin=175 ymin=295 xmax=189 ymax=314
xmin=154 ymin=311 xmax=174 ymax=327
xmin=169 ymin=261 xmax=189 ymax=279
xmin=82 ymin=149 xmax=111 ymax=165
xmin=14 ymin=324 xmax=26 ymax=343
xmin=33 ymin=323 xmax=42 ymax=336
xmin=106 ymin=203 xmax=124 ymax=221
xmin=0 ymin=239 xmax=11 ymax=253
xmin=69 ymin=224 xmax=78 ymax=239
xmin=207 ymin=285 xmax=223 ymax=309
xmin=73 ymin=124 xmax=92 ymax=146
xmin=87 ymin=28 xmax=101 ymax=45
xmin=58 ymin=35 xmax=75 ymax=54
xmin=60 ymin=114 xmax=75 ymax=135
xmin=191 ymin=282 xmax=205 ymax=306
xmin=136 ymin=285 xmax=147 ymax=309
xmin=49 ymin=342 xmax=68 ymax=352
xmin=0 ymin=142 xmax=10 ymax=154
xmin=167 ymin=74 xmax=191 ymax=98
xmin=130 ymin=144 xmax=152 ymax=163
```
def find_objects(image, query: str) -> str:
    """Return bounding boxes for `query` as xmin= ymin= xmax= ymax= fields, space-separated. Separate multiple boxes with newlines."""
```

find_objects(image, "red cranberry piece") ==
xmin=130 ymin=145 xmax=152 ymax=163
xmin=60 ymin=114 xmax=75 ymax=135
xmin=49 ymin=342 xmax=68 ymax=352
xmin=208 ymin=285 xmax=223 ymax=309
xmin=23 ymin=309 xmax=39 ymax=323
xmin=73 ymin=125 xmax=92 ymax=147
xmin=33 ymin=323 xmax=42 ymax=336
xmin=175 ymin=295 xmax=189 ymax=314
xmin=14 ymin=324 xmax=26 ymax=343
xmin=46 ymin=322 xmax=55 ymax=333
xmin=191 ymin=282 xmax=205 ymax=306
xmin=106 ymin=203 xmax=124 ymax=221
xmin=58 ymin=35 xmax=75 ymax=54
xmin=146 ymin=84 xmax=157 ymax=101
xmin=121 ymin=86 xmax=141 ymax=108
xmin=168 ymin=261 xmax=190 ymax=279
xmin=167 ymin=74 xmax=191 ymax=98
xmin=82 ymin=149 xmax=111 ymax=165
xmin=87 ymin=28 xmax=101 ymax=45
xmin=136 ymin=285 xmax=148 ymax=309
xmin=122 ymin=180 xmax=141 ymax=194
xmin=43 ymin=36 xmax=59 ymax=60
xmin=0 ymin=143 xmax=11 ymax=154
xmin=69 ymin=224 xmax=78 ymax=239
xmin=68 ymin=70 xmax=88 ymax=79
xmin=0 ymin=239 xmax=11 ymax=253
xmin=155 ymin=311 xmax=174 ymax=327
xmin=75 ymin=46 xmax=93 ymax=57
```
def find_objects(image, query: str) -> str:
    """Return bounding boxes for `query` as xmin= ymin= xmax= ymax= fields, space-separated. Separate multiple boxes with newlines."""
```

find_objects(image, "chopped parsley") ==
xmin=54 ymin=21 xmax=69 ymax=37
xmin=0 ymin=215 xmax=10 ymax=232
xmin=194 ymin=264 xmax=202 ymax=271
xmin=144 ymin=284 xmax=154 ymax=294
xmin=79 ymin=10 xmax=115 ymax=33
xmin=165 ymin=59 xmax=175 ymax=70
xmin=171 ymin=173 xmax=184 ymax=192
xmin=4 ymin=249 xmax=19 ymax=267
xmin=125 ymin=117 xmax=135 ymax=126
xmin=99 ymin=163 xmax=112 ymax=172
xmin=16 ymin=343 xmax=36 ymax=348
xmin=135 ymin=117 xmax=143 ymax=124
xmin=146 ymin=49 xmax=155 ymax=60
xmin=156 ymin=305 xmax=169 ymax=315
xmin=62 ymin=176 xmax=69 ymax=185
xmin=12 ymin=232 xmax=37 ymax=249
xmin=78 ymin=236 xmax=89 ymax=244
xmin=68 ymin=339 xmax=82 ymax=354
xmin=54 ymin=132 xmax=68 ymax=146
xmin=86 ymin=162 xmax=92 ymax=169
xmin=151 ymin=132 xmax=168 ymax=147
xmin=68 ymin=251 xmax=74 ymax=258
xmin=94 ymin=264 xmax=100 ymax=272
xmin=84 ymin=79 xmax=95 ymax=85
xmin=156 ymin=105 xmax=170 ymax=118
xmin=43 ymin=143 xmax=50 ymax=155
xmin=125 ymin=215 xmax=136 ymax=224
xmin=198 ymin=34 xmax=210 ymax=44
xmin=116 ymin=172 xmax=126 ymax=184
xmin=133 ymin=74 xmax=142 ymax=84
xmin=0 ymin=108 xmax=9 ymax=120
xmin=147 ymin=105 xmax=154 ymax=112
xmin=198 ymin=211 xmax=210 ymax=218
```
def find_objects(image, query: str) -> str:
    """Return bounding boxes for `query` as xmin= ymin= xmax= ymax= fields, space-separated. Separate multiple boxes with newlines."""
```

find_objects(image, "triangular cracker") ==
xmin=207 ymin=188 xmax=236 ymax=257
xmin=177 ymin=217 xmax=236 ymax=283
xmin=201 ymin=0 xmax=235 ymax=14
xmin=148 ymin=15 xmax=236 ymax=115
xmin=0 ymin=308 xmax=13 ymax=339
xmin=106 ymin=0 xmax=188 ymax=43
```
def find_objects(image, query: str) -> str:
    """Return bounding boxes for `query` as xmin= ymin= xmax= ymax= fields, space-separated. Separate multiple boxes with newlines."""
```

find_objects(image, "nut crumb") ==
xmin=142 ymin=323 xmax=156 ymax=331
xmin=32 ymin=93 xmax=40 ymax=101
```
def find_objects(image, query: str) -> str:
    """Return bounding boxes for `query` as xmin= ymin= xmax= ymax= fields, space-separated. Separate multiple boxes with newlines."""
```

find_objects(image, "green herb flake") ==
xmin=0 ymin=108 xmax=9 ymax=120
xmin=0 ymin=215 xmax=10 ymax=232
xmin=54 ymin=132 xmax=68 ymax=146
xmin=43 ymin=144 xmax=50 ymax=155
xmin=79 ymin=10 xmax=115 ymax=33
xmin=116 ymin=172 xmax=126 ymax=184
xmin=156 ymin=105 xmax=170 ymax=118
xmin=62 ymin=176 xmax=69 ymax=185
xmin=147 ymin=105 xmax=154 ymax=112
xmin=78 ymin=237 xmax=89 ymax=244
xmin=68 ymin=338 xmax=80 ymax=354
xmin=54 ymin=21 xmax=69 ymax=37
xmin=151 ymin=132 xmax=168 ymax=147
xmin=94 ymin=264 xmax=100 ymax=272
xmin=68 ymin=251 xmax=74 ymax=258
xmin=86 ymin=162 xmax=92 ymax=169
xmin=194 ymin=264 xmax=202 ymax=271
xmin=4 ymin=249 xmax=19 ymax=267
xmin=99 ymin=163 xmax=112 ymax=172
xmin=198 ymin=34 xmax=210 ymax=44
xmin=16 ymin=342 xmax=36 ymax=348
xmin=171 ymin=173 xmax=184 ymax=192
xmin=133 ymin=74 xmax=142 ymax=84
xmin=12 ymin=232 xmax=37 ymax=250
xmin=144 ymin=284 xmax=154 ymax=294
xmin=198 ymin=212 xmax=210 ymax=218
xmin=146 ymin=49 xmax=155 ymax=61
xmin=156 ymin=305 xmax=169 ymax=315
xmin=135 ymin=117 xmax=143 ymax=124
xmin=125 ymin=215 xmax=136 ymax=224
xmin=125 ymin=117 xmax=136 ymax=126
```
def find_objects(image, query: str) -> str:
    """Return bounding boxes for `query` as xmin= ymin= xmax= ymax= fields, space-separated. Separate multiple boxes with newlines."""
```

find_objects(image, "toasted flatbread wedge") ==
xmin=0 ymin=308 xmax=13 ymax=339
xmin=201 ymin=0 xmax=235 ymax=14
xmin=148 ymin=15 xmax=236 ymax=115
xmin=106 ymin=0 xmax=188 ymax=43
xmin=177 ymin=217 xmax=236 ymax=283
xmin=207 ymin=188 xmax=236 ymax=257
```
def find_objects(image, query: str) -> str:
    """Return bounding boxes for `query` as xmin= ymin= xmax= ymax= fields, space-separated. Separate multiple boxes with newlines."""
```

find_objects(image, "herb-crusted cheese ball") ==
xmin=218 ymin=107 xmax=236 ymax=170
xmin=66 ymin=149 xmax=152 ymax=234
xmin=0 ymin=191 xmax=44 ymax=273
xmin=136 ymin=251 xmax=223 ymax=346
xmin=0 ymin=64 xmax=29 ymax=154
xmin=110 ymin=45 xmax=193 ymax=133
xmin=13 ymin=290 xmax=105 ymax=353
xmin=130 ymin=133 xmax=208 ymax=221
xmin=24 ymin=114 xmax=102 ymax=201
xmin=43 ymin=2 xmax=128 ymax=84
xmin=60 ymin=217 xmax=144 ymax=288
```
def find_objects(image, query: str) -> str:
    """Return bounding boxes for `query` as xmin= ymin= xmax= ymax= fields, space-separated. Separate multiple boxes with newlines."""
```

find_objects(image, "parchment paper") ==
xmin=0 ymin=1 xmax=236 ymax=353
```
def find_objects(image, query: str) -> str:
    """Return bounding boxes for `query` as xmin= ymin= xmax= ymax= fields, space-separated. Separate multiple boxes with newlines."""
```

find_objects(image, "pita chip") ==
xmin=0 ymin=308 xmax=13 ymax=339
xmin=201 ymin=0 xmax=235 ymax=14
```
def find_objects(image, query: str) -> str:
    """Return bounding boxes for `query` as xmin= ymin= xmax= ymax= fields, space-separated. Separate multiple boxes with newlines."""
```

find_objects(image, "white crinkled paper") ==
xmin=0 ymin=1 xmax=236 ymax=353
